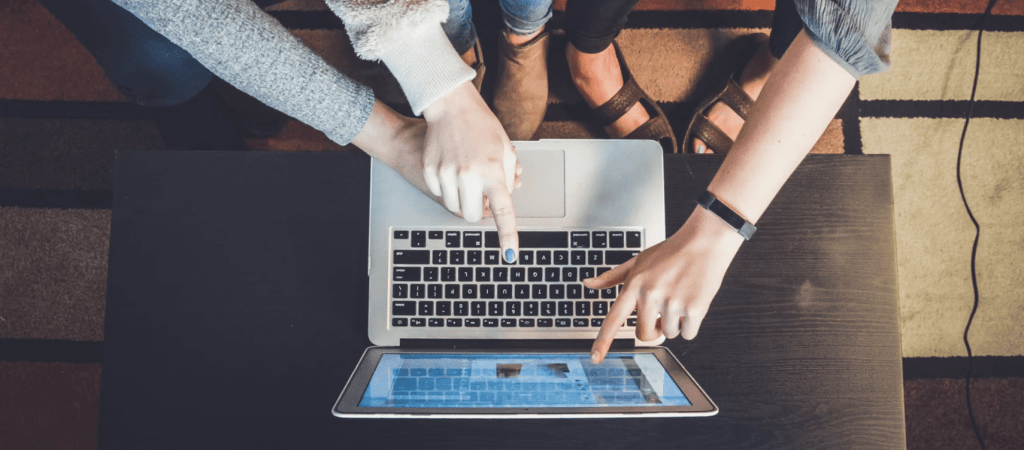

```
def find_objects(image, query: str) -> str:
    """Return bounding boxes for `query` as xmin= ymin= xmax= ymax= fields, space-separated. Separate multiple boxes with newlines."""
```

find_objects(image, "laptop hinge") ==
xmin=398 ymin=339 xmax=635 ymax=350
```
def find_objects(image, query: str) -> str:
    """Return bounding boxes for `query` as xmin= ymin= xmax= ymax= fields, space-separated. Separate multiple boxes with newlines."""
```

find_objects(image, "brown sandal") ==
xmin=684 ymin=33 xmax=768 ymax=154
xmin=588 ymin=41 xmax=677 ymax=154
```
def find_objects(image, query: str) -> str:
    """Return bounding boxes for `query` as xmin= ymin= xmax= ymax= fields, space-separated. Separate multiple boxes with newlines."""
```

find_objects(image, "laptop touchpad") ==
xmin=511 ymin=148 xmax=565 ymax=218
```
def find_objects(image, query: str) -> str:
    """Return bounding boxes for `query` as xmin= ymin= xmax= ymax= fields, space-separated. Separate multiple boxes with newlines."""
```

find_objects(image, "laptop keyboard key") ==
xmin=544 ymin=268 xmax=559 ymax=282
xmin=468 ymin=250 xmax=482 ymax=265
xmin=627 ymin=318 xmax=637 ymax=327
xmin=536 ymin=251 xmax=551 ymax=265
xmin=571 ymin=251 xmax=586 ymax=265
xmin=392 ymin=284 xmax=407 ymax=299
xmin=606 ymin=250 xmax=639 ymax=265
xmin=575 ymin=301 xmax=591 ymax=316
xmin=554 ymin=251 xmax=569 ymax=265
xmin=594 ymin=301 xmax=608 ymax=316
xmin=573 ymin=318 xmax=588 ymax=327
xmin=458 ymin=267 xmax=473 ymax=282
xmin=524 ymin=302 xmax=538 ymax=316
xmin=394 ymin=230 xmax=409 ymax=239
xmin=462 ymin=284 xmax=477 ymax=299
xmin=445 ymin=284 xmax=460 ymax=299
xmin=555 ymin=318 xmax=571 ymax=327
xmin=393 ymin=267 xmax=421 ymax=281
xmin=515 ymin=285 xmax=530 ymax=299
xmin=519 ymin=251 xmax=534 ymax=265
xmin=588 ymin=251 xmax=603 ymax=265
xmin=463 ymin=231 xmax=482 ymax=248
xmin=538 ymin=318 xmax=553 ymax=327
xmin=393 ymin=250 xmax=429 ymax=265
xmin=562 ymin=267 xmax=577 ymax=282
xmin=488 ymin=302 xmax=503 ymax=316
xmin=541 ymin=301 xmax=556 ymax=316
xmin=446 ymin=231 xmax=460 ymax=248
xmin=570 ymin=232 xmax=590 ymax=248
xmin=392 ymin=301 xmax=416 ymax=315
xmin=432 ymin=250 xmax=447 ymax=265
xmin=567 ymin=284 xmax=582 ymax=299
xmin=424 ymin=267 xmax=439 ymax=282
xmin=480 ymin=284 xmax=495 ymax=299
xmin=558 ymin=301 xmax=573 ymax=316
xmin=428 ymin=284 xmax=442 ymax=299
xmin=501 ymin=319 xmax=517 ymax=327
xmin=483 ymin=318 xmax=499 ymax=327
xmin=429 ymin=318 xmax=443 ymax=327
xmin=511 ymin=268 xmax=526 ymax=282
xmin=493 ymin=268 xmax=509 ymax=282
xmin=592 ymin=232 xmax=607 ymax=248
xmin=411 ymin=284 xmax=425 ymax=299
xmin=475 ymin=267 xmax=490 ymax=282
xmin=411 ymin=231 xmax=426 ymax=247
xmin=450 ymin=250 xmax=465 ymax=265
xmin=519 ymin=319 xmax=535 ymax=327
xmin=436 ymin=301 xmax=451 ymax=316
xmin=601 ymin=287 xmax=617 ymax=299
xmin=627 ymin=232 xmax=641 ymax=248
xmin=411 ymin=318 xmax=426 ymax=327
xmin=441 ymin=267 xmax=455 ymax=282
xmin=506 ymin=302 xmax=521 ymax=316
xmin=527 ymin=268 xmax=543 ymax=282
xmin=485 ymin=251 xmax=500 ymax=265
xmin=498 ymin=284 xmax=513 ymax=299
xmin=429 ymin=230 xmax=443 ymax=240
xmin=584 ymin=287 xmax=600 ymax=299
xmin=550 ymin=284 xmax=565 ymax=299
xmin=465 ymin=318 xmax=481 ymax=327
xmin=454 ymin=301 xmax=469 ymax=316
xmin=591 ymin=318 xmax=604 ymax=327
xmin=446 ymin=318 xmax=463 ymax=327
xmin=532 ymin=285 xmax=547 ymax=299
xmin=471 ymin=301 xmax=486 ymax=316
xmin=580 ymin=267 xmax=596 ymax=280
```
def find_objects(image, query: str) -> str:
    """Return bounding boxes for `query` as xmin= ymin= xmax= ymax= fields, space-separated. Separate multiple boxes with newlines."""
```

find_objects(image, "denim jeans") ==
xmin=442 ymin=0 xmax=554 ymax=55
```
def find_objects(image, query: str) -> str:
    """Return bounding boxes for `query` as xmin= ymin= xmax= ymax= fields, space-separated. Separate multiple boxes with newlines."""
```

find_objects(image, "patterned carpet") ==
xmin=1 ymin=0 xmax=1022 ymax=448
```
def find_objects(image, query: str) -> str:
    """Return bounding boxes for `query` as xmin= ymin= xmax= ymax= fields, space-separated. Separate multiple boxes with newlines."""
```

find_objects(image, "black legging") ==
xmin=565 ymin=0 xmax=803 ymax=57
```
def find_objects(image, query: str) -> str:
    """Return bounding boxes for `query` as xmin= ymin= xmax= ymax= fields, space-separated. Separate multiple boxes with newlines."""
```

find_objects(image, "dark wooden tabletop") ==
xmin=100 ymin=150 xmax=904 ymax=450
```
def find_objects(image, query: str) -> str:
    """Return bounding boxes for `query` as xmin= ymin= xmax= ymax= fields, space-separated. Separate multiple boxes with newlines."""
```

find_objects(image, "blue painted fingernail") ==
xmin=505 ymin=248 xmax=516 ymax=263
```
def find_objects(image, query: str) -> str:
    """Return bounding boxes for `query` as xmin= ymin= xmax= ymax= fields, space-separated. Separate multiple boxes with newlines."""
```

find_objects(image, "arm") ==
xmin=328 ymin=0 xmax=521 ymax=262
xmin=112 ymin=0 xmax=374 ymax=146
xmin=588 ymin=30 xmax=857 ymax=362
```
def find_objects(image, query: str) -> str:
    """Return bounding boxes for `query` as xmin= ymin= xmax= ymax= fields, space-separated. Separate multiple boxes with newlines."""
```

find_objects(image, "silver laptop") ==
xmin=333 ymin=139 xmax=718 ymax=418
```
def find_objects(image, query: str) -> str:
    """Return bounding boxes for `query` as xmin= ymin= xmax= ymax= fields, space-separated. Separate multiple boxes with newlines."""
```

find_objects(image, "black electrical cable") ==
xmin=956 ymin=1 xmax=998 ymax=449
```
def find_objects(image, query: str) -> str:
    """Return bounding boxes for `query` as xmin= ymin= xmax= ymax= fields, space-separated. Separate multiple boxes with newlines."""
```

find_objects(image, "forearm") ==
xmin=707 ymin=29 xmax=856 ymax=224
xmin=112 ymin=0 xmax=374 ymax=145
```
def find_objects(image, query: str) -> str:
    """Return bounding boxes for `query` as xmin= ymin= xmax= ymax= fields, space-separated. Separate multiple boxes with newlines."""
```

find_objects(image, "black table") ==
xmin=100 ymin=150 xmax=904 ymax=449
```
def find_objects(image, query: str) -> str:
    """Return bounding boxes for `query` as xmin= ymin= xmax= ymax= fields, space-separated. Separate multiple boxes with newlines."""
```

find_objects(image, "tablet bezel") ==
xmin=332 ymin=346 xmax=718 ymax=419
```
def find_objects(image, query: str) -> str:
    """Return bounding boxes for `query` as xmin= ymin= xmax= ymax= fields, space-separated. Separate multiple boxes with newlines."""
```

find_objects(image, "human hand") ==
xmin=585 ymin=206 xmax=746 ymax=363
xmin=421 ymin=81 xmax=522 ymax=262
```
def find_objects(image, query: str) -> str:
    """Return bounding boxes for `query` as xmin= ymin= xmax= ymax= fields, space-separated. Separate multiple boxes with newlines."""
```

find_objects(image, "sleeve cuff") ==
xmin=376 ymin=23 xmax=477 ymax=115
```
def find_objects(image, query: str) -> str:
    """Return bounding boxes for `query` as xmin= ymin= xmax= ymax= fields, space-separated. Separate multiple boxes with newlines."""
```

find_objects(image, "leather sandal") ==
xmin=588 ymin=41 xmax=676 ymax=154
xmin=684 ymin=33 xmax=768 ymax=154
xmin=464 ymin=38 xmax=486 ymax=92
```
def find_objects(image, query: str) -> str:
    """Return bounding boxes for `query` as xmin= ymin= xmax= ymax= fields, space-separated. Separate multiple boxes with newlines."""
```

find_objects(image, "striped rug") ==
xmin=1 ymin=0 xmax=1022 ymax=448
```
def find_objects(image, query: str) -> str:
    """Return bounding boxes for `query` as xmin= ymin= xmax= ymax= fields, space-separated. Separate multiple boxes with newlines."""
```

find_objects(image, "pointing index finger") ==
xmin=484 ymin=181 xmax=519 ymax=263
xmin=591 ymin=285 xmax=637 ymax=364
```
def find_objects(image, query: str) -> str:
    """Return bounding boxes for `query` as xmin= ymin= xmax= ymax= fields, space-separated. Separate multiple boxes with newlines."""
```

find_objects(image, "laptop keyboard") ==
xmin=389 ymin=229 xmax=641 ymax=329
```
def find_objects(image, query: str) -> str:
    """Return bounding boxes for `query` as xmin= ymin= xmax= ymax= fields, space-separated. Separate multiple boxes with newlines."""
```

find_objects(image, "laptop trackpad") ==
xmin=511 ymin=149 xmax=565 ymax=218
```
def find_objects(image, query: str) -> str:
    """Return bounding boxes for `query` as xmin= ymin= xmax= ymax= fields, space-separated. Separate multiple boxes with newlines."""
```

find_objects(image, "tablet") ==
xmin=332 ymin=347 xmax=718 ymax=418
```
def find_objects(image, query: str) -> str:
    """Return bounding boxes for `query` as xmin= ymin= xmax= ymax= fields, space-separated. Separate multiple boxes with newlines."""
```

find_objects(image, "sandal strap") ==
xmin=719 ymin=79 xmax=755 ymax=120
xmin=624 ymin=97 xmax=676 ymax=152
xmin=692 ymin=114 xmax=734 ymax=154
xmin=591 ymin=77 xmax=645 ymax=128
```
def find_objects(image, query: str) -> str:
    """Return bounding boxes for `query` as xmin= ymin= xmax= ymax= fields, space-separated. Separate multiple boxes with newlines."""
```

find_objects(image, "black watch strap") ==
xmin=696 ymin=191 xmax=757 ymax=240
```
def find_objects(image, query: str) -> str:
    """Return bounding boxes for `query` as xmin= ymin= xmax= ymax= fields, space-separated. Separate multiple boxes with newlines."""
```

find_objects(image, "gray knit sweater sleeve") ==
xmin=794 ymin=0 xmax=899 ymax=78
xmin=111 ymin=0 xmax=374 ymax=145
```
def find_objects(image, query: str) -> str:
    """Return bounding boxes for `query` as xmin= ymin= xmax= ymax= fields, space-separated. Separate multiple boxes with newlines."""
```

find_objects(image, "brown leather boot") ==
xmin=493 ymin=29 xmax=549 ymax=140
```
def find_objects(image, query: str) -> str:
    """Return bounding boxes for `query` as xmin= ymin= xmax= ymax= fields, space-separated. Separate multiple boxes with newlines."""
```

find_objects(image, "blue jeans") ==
xmin=442 ymin=0 xmax=553 ymax=55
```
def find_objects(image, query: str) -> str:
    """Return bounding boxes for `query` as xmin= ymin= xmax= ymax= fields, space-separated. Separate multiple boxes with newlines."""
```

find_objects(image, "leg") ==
xmin=492 ymin=0 xmax=554 ymax=140
xmin=564 ymin=0 xmax=652 ymax=140
xmin=689 ymin=0 xmax=800 ymax=153
xmin=440 ymin=0 xmax=480 ymax=67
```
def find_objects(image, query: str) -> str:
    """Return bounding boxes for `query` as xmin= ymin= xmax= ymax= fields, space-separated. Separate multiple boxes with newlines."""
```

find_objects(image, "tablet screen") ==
xmin=358 ymin=353 xmax=691 ymax=408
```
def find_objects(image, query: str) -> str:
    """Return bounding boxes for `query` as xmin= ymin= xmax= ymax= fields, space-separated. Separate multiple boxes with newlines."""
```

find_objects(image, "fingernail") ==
xmin=696 ymin=143 xmax=706 ymax=154
xmin=591 ymin=351 xmax=600 ymax=363
xmin=504 ymin=248 xmax=516 ymax=263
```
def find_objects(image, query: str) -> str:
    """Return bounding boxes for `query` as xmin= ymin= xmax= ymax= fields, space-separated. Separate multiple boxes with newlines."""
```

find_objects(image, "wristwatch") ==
xmin=695 ymin=191 xmax=757 ymax=240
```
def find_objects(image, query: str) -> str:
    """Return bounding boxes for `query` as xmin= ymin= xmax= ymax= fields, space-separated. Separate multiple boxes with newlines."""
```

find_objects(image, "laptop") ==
xmin=333 ymin=139 xmax=718 ymax=418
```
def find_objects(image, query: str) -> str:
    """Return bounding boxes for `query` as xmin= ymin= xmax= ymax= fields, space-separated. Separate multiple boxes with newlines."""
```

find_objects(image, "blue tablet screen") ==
xmin=358 ymin=353 xmax=691 ymax=408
